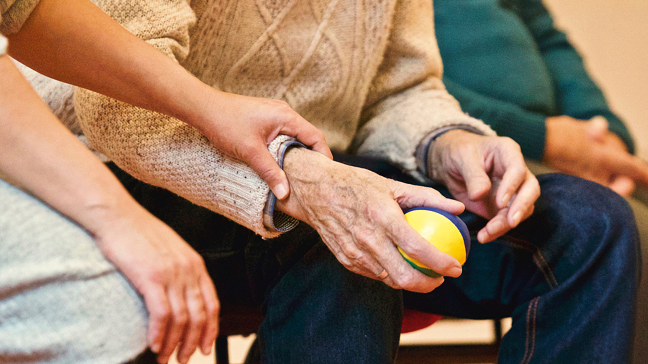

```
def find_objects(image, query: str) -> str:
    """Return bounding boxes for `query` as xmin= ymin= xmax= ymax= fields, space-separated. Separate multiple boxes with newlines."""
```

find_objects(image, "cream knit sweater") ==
xmin=74 ymin=0 xmax=495 ymax=238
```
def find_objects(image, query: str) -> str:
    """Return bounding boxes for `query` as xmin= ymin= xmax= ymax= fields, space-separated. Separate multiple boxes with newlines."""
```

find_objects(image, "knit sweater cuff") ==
xmin=415 ymin=125 xmax=487 ymax=179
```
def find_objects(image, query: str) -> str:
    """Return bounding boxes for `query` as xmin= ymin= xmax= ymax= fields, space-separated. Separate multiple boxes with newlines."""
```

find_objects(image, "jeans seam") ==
xmin=500 ymin=237 xmax=559 ymax=289
xmin=521 ymin=297 xmax=539 ymax=364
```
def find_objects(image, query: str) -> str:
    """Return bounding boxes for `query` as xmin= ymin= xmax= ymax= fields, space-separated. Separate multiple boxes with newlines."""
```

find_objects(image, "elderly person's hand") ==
xmin=429 ymin=130 xmax=541 ymax=243
xmin=276 ymin=148 xmax=465 ymax=293
xmin=544 ymin=115 xmax=648 ymax=196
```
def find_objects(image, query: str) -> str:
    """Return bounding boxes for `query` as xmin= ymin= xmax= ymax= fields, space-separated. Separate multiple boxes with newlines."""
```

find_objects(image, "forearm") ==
xmin=355 ymin=79 xmax=494 ymax=180
xmin=6 ymin=0 xmax=211 ymax=130
xmin=522 ymin=0 xmax=635 ymax=153
xmin=442 ymin=77 xmax=547 ymax=161
xmin=75 ymin=86 xmax=288 ymax=238
xmin=0 ymin=56 xmax=141 ymax=235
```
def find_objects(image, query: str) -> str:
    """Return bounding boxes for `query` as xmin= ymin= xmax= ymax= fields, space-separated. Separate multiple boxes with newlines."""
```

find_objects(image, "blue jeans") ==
xmin=405 ymin=175 xmax=640 ymax=363
xmin=335 ymin=154 xmax=640 ymax=363
xmin=109 ymin=155 xmax=639 ymax=363
xmin=108 ymin=162 xmax=402 ymax=363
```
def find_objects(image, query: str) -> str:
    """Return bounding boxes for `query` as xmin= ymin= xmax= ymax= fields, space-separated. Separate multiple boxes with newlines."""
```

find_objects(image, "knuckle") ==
xmin=191 ymin=253 xmax=207 ymax=269
xmin=174 ymin=311 xmax=189 ymax=326
xmin=502 ymin=136 xmax=521 ymax=150
xmin=389 ymin=272 xmax=410 ymax=290
xmin=238 ymin=143 xmax=260 ymax=160
xmin=340 ymin=244 xmax=361 ymax=261
xmin=176 ymin=257 xmax=194 ymax=272
xmin=401 ymin=243 xmax=424 ymax=259
xmin=351 ymin=251 xmax=373 ymax=270
xmin=192 ymin=311 xmax=207 ymax=326
xmin=153 ymin=307 xmax=171 ymax=323
xmin=148 ymin=261 xmax=173 ymax=284
xmin=207 ymin=302 xmax=220 ymax=318
xmin=337 ymin=255 xmax=354 ymax=270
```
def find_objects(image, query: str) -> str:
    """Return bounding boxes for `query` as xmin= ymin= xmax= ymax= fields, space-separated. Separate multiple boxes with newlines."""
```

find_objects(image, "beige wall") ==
xmin=543 ymin=0 xmax=648 ymax=161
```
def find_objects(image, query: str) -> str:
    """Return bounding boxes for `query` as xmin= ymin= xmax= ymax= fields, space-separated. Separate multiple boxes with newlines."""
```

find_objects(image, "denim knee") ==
xmin=526 ymin=173 xmax=640 ymax=307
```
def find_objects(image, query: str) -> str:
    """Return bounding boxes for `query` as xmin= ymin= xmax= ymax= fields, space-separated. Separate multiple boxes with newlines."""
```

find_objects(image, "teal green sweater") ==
xmin=434 ymin=0 xmax=635 ymax=160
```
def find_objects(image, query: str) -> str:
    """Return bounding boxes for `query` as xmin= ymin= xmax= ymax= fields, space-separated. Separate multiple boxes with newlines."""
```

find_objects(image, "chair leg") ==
xmin=215 ymin=336 xmax=229 ymax=364
xmin=493 ymin=319 xmax=503 ymax=346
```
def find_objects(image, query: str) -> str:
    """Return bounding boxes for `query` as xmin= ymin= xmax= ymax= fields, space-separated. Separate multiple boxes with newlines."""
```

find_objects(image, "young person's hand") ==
xmin=0 ymin=57 xmax=218 ymax=364
xmin=88 ymin=200 xmax=219 ymax=364
xmin=8 ymin=0 xmax=332 ymax=202
xmin=186 ymin=90 xmax=332 ymax=200
xmin=429 ymin=130 xmax=541 ymax=243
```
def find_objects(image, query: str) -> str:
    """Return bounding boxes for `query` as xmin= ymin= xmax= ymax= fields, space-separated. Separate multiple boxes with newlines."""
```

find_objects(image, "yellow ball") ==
xmin=399 ymin=207 xmax=470 ymax=277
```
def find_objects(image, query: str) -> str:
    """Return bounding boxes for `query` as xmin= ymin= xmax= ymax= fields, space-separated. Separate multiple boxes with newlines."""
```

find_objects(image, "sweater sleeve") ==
xmin=519 ymin=0 xmax=635 ymax=154
xmin=351 ymin=0 xmax=494 ymax=180
xmin=74 ymin=0 xmax=288 ymax=238
xmin=0 ymin=0 xmax=39 ymax=35
xmin=443 ymin=77 xmax=548 ymax=161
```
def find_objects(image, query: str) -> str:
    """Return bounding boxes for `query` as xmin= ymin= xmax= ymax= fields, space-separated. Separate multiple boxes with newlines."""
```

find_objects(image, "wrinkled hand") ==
xmin=545 ymin=115 xmax=648 ymax=196
xmin=89 ymin=201 xmax=219 ymax=364
xmin=190 ymin=91 xmax=332 ymax=200
xmin=429 ymin=130 xmax=540 ymax=243
xmin=276 ymin=148 xmax=465 ymax=293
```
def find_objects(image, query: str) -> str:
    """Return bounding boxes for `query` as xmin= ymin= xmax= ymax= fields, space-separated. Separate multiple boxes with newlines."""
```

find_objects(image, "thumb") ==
xmin=248 ymin=149 xmax=291 ymax=200
xmin=586 ymin=116 xmax=609 ymax=143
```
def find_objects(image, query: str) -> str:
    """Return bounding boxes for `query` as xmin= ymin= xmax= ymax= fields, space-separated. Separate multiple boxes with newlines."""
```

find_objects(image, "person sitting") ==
xmin=0 ymin=0 xmax=328 ymax=362
xmin=432 ymin=0 xmax=648 ymax=361
xmin=16 ymin=0 xmax=641 ymax=362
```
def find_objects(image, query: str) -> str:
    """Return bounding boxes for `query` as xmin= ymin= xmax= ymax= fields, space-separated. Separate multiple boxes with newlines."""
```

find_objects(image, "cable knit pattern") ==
xmin=0 ymin=0 xmax=38 ymax=35
xmin=74 ymin=0 xmax=495 ymax=237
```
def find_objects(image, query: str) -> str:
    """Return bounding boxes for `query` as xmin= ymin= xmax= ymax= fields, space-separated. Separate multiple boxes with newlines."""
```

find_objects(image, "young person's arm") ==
xmin=6 ymin=0 xmax=330 ymax=201
xmin=0 ymin=55 xmax=217 ymax=364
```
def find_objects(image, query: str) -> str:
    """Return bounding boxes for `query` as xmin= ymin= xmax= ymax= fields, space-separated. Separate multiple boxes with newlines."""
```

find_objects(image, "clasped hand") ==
xmin=544 ymin=115 xmax=648 ymax=196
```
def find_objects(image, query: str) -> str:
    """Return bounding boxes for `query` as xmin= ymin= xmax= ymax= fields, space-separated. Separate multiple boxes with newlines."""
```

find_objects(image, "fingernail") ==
xmin=500 ymin=193 xmax=510 ymax=207
xmin=512 ymin=211 xmax=522 ymax=227
xmin=477 ymin=230 xmax=488 ymax=244
xmin=273 ymin=183 xmax=288 ymax=200
xmin=449 ymin=266 xmax=463 ymax=277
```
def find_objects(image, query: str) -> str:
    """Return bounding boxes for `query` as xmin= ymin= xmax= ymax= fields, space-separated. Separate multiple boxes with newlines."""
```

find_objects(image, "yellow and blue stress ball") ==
xmin=399 ymin=207 xmax=470 ymax=278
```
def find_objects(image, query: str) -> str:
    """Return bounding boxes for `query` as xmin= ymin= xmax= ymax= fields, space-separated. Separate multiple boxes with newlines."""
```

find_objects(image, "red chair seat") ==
xmin=401 ymin=309 xmax=442 ymax=334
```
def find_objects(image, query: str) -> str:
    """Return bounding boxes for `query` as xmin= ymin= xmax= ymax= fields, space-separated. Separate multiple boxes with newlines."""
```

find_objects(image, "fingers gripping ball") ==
xmin=399 ymin=207 xmax=471 ymax=278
